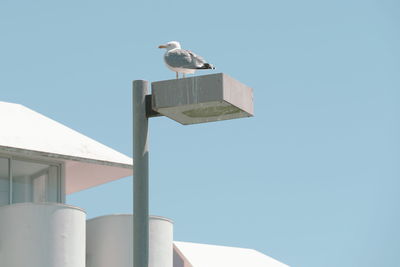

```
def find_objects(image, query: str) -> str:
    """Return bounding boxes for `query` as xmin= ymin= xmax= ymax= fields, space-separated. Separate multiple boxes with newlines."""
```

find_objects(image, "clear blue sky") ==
xmin=1 ymin=1 xmax=399 ymax=266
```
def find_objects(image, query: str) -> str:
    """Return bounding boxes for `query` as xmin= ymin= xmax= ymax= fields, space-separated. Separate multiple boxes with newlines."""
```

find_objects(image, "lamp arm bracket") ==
xmin=145 ymin=94 xmax=162 ymax=118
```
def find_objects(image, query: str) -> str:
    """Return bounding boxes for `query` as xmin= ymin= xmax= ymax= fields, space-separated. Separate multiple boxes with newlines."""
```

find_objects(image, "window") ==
xmin=0 ymin=157 xmax=10 ymax=205
xmin=0 ymin=156 xmax=62 ymax=206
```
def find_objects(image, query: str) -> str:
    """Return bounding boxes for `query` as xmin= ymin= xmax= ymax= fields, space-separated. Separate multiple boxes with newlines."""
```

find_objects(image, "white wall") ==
xmin=0 ymin=203 xmax=86 ymax=267
xmin=87 ymin=215 xmax=173 ymax=267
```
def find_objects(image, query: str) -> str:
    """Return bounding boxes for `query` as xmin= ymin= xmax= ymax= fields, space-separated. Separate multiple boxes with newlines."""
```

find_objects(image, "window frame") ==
xmin=0 ymin=154 xmax=65 ymax=204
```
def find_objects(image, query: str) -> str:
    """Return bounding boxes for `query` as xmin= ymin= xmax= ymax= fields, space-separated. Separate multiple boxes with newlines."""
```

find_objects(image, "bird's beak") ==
xmin=158 ymin=45 xmax=167 ymax=48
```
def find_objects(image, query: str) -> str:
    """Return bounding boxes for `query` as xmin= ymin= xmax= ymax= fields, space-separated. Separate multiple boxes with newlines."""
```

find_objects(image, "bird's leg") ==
xmin=176 ymin=72 xmax=178 ymax=79
xmin=183 ymin=73 xmax=186 ymax=78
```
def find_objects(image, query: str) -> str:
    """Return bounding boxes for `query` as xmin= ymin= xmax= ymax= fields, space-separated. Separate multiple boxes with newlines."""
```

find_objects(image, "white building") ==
xmin=0 ymin=101 xmax=288 ymax=267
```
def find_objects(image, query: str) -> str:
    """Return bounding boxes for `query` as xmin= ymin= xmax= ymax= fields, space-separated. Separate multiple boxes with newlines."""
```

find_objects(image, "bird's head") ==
xmin=158 ymin=41 xmax=181 ymax=50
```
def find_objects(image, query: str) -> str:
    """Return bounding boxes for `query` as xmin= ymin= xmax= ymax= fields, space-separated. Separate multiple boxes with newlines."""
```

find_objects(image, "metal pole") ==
xmin=133 ymin=80 xmax=149 ymax=267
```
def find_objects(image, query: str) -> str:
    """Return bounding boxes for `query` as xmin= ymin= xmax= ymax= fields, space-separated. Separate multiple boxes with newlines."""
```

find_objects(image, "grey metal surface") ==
xmin=133 ymin=80 xmax=149 ymax=267
xmin=151 ymin=73 xmax=254 ymax=125
xmin=145 ymin=95 xmax=161 ymax=118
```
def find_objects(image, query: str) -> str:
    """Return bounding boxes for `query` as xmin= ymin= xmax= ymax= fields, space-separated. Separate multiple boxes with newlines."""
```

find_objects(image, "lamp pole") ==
xmin=132 ymin=73 xmax=253 ymax=267
xmin=133 ymin=80 xmax=149 ymax=267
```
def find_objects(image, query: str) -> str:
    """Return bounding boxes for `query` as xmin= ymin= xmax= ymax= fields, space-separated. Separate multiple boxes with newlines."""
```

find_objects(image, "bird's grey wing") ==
xmin=164 ymin=49 xmax=194 ymax=68
xmin=187 ymin=50 xmax=207 ymax=68
xmin=165 ymin=49 xmax=209 ymax=69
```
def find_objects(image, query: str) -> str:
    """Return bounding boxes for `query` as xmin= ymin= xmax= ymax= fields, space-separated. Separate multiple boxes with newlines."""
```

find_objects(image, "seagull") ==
xmin=158 ymin=41 xmax=215 ymax=79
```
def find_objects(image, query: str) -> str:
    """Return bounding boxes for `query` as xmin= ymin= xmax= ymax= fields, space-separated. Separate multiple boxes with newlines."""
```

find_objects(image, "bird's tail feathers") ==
xmin=198 ymin=63 xmax=215 ymax=70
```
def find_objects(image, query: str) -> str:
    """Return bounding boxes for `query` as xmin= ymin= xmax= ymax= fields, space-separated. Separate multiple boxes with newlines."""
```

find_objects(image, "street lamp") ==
xmin=132 ymin=73 xmax=254 ymax=267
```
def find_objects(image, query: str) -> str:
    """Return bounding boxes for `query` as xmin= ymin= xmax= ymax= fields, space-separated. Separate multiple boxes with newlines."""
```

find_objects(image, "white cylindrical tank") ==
xmin=0 ymin=203 xmax=86 ymax=267
xmin=87 ymin=214 xmax=173 ymax=267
